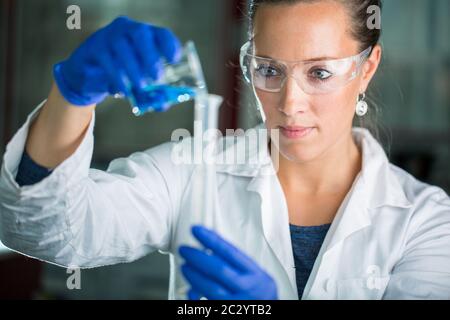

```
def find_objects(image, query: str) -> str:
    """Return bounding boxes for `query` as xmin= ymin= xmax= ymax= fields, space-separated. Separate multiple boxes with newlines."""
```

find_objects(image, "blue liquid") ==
xmin=130 ymin=84 xmax=197 ymax=115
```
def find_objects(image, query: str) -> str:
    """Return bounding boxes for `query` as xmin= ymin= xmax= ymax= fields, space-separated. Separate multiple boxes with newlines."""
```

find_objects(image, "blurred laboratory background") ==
xmin=0 ymin=0 xmax=449 ymax=299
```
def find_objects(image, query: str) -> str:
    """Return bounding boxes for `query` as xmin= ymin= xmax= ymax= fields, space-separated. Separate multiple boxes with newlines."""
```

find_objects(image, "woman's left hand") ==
xmin=178 ymin=225 xmax=278 ymax=300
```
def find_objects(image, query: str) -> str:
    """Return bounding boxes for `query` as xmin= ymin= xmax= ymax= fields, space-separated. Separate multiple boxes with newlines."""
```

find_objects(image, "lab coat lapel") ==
xmin=302 ymin=128 xmax=413 ymax=299
xmin=316 ymin=129 xmax=412 ymax=251
xmin=323 ymin=174 xmax=371 ymax=253
xmin=301 ymin=173 xmax=371 ymax=298
xmin=214 ymin=122 xmax=298 ymax=296
xmin=246 ymin=167 xmax=298 ymax=297
xmin=315 ymin=127 xmax=412 ymax=256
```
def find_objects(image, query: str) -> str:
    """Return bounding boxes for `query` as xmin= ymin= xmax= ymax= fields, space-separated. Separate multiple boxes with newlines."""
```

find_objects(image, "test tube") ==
xmin=193 ymin=91 xmax=223 ymax=231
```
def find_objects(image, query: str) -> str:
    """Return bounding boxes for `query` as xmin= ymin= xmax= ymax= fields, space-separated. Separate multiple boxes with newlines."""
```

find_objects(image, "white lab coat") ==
xmin=1 ymin=101 xmax=450 ymax=300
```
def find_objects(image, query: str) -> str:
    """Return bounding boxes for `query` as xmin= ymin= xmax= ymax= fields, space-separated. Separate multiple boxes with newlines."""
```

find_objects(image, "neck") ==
xmin=276 ymin=131 xmax=362 ymax=196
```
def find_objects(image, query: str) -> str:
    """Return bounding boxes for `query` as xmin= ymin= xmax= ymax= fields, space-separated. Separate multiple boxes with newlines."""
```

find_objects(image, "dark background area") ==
xmin=0 ymin=0 xmax=449 ymax=299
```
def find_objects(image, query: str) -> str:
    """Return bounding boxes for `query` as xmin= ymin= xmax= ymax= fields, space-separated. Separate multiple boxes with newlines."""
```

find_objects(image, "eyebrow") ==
xmin=249 ymin=36 xmax=341 ymax=62
xmin=256 ymin=53 xmax=340 ymax=62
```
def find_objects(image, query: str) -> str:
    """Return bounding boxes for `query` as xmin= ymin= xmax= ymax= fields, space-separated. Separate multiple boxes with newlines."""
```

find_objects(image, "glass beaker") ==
xmin=126 ymin=41 xmax=207 ymax=116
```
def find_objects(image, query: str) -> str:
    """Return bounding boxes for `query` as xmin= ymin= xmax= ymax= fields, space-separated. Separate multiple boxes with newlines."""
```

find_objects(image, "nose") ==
xmin=277 ymin=76 xmax=310 ymax=116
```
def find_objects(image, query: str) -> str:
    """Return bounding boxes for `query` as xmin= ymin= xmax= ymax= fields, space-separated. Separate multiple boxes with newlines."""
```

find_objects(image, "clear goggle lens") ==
xmin=240 ymin=42 xmax=372 ymax=95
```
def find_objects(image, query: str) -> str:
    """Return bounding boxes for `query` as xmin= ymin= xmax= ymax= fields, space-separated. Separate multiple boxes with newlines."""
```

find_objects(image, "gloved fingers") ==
xmin=106 ymin=16 xmax=159 ymax=90
xmin=233 ymin=278 xmax=279 ymax=300
xmin=181 ymin=264 xmax=232 ymax=300
xmin=152 ymin=26 xmax=183 ymax=64
xmin=108 ymin=16 xmax=135 ymax=35
xmin=126 ymin=23 xmax=164 ymax=83
xmin=96 ymin=48 xmax=128 ymax=96
xmin=232 ymin=273 xmax=262 ymax=292
xmin=187 ymin=288 xmax=203 ymax=300
xmin=111 ymin=37 xmax=145 ymax=93
xmin=179 ymin=245 xmax=243 ymax=293
xmin=191 ymin=226 xmax=260 ymax=274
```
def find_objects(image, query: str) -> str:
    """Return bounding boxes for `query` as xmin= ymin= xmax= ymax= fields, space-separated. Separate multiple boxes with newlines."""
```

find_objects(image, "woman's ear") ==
xmin=360 ymin=44 xmax=382 ymax=92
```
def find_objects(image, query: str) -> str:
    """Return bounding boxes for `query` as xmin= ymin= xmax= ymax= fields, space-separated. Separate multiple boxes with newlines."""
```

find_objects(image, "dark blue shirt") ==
xmin=16 ymin=151 xmax=331 ymax=299
xmin=289 ymin=223 xmax=331 ymax=299
xmin=15 ymin=151 xmax=53 ymax=186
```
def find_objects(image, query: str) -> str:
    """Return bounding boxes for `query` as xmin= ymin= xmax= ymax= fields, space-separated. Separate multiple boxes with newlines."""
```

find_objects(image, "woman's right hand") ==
xmin=53 ymin=16 xmax=182 ymax=108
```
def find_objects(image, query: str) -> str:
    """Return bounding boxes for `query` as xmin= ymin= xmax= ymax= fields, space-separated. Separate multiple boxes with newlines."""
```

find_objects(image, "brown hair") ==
xmin=248 ymin=0 xmax=382 ymax=52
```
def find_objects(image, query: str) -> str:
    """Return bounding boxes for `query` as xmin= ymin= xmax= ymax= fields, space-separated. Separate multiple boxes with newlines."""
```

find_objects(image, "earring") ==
xmin=356 ymin=93 xmax=368 ymax=117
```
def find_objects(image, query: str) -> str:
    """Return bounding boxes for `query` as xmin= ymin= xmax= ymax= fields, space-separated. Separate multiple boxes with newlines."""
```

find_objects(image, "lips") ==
xmin=282 ymin=125 xmax=313 ymax=131
xmin=279 ymin=125 xmax=315 ymax=139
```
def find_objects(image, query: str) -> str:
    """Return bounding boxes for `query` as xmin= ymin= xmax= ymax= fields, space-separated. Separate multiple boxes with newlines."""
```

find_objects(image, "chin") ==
xmin=278 ymin=144 xmax=320 ymax=164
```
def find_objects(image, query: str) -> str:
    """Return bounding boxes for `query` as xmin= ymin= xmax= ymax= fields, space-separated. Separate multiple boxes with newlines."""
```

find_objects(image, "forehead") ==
xmin=252 ymin=1 xmax=359 ymax=61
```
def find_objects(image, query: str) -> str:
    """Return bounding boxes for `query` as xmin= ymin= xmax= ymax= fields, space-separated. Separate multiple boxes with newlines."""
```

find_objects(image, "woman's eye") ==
xmin=310 ymin=68 xmax=332 ymax=80
xmin=256 ymin=65 xmax=281 ymax=77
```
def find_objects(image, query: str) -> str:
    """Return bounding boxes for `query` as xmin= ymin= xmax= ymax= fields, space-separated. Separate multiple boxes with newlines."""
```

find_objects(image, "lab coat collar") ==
xmin=353 ymin=127 xmax=413 ymax=210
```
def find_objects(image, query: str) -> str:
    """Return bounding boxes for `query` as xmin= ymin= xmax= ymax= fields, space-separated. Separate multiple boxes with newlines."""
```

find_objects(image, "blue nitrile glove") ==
xmin=53 ymin=16 xmax=182 ymax=110
xmin=179 ymin=225 xmax=279 ymax=300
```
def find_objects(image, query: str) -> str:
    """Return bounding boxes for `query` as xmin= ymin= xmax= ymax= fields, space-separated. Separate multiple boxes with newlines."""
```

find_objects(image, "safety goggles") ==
xmin=240 ymin=41 xmax=372 ymax=95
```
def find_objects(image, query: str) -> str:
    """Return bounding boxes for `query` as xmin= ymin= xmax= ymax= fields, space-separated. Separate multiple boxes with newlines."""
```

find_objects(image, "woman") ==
xmin=1 ymin=0 xmax=449 ymax=300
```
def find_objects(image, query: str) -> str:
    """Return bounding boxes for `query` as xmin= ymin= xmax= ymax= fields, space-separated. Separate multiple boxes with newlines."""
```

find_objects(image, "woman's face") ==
xmin=252 ymin=1 xmax=381 ymax=163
